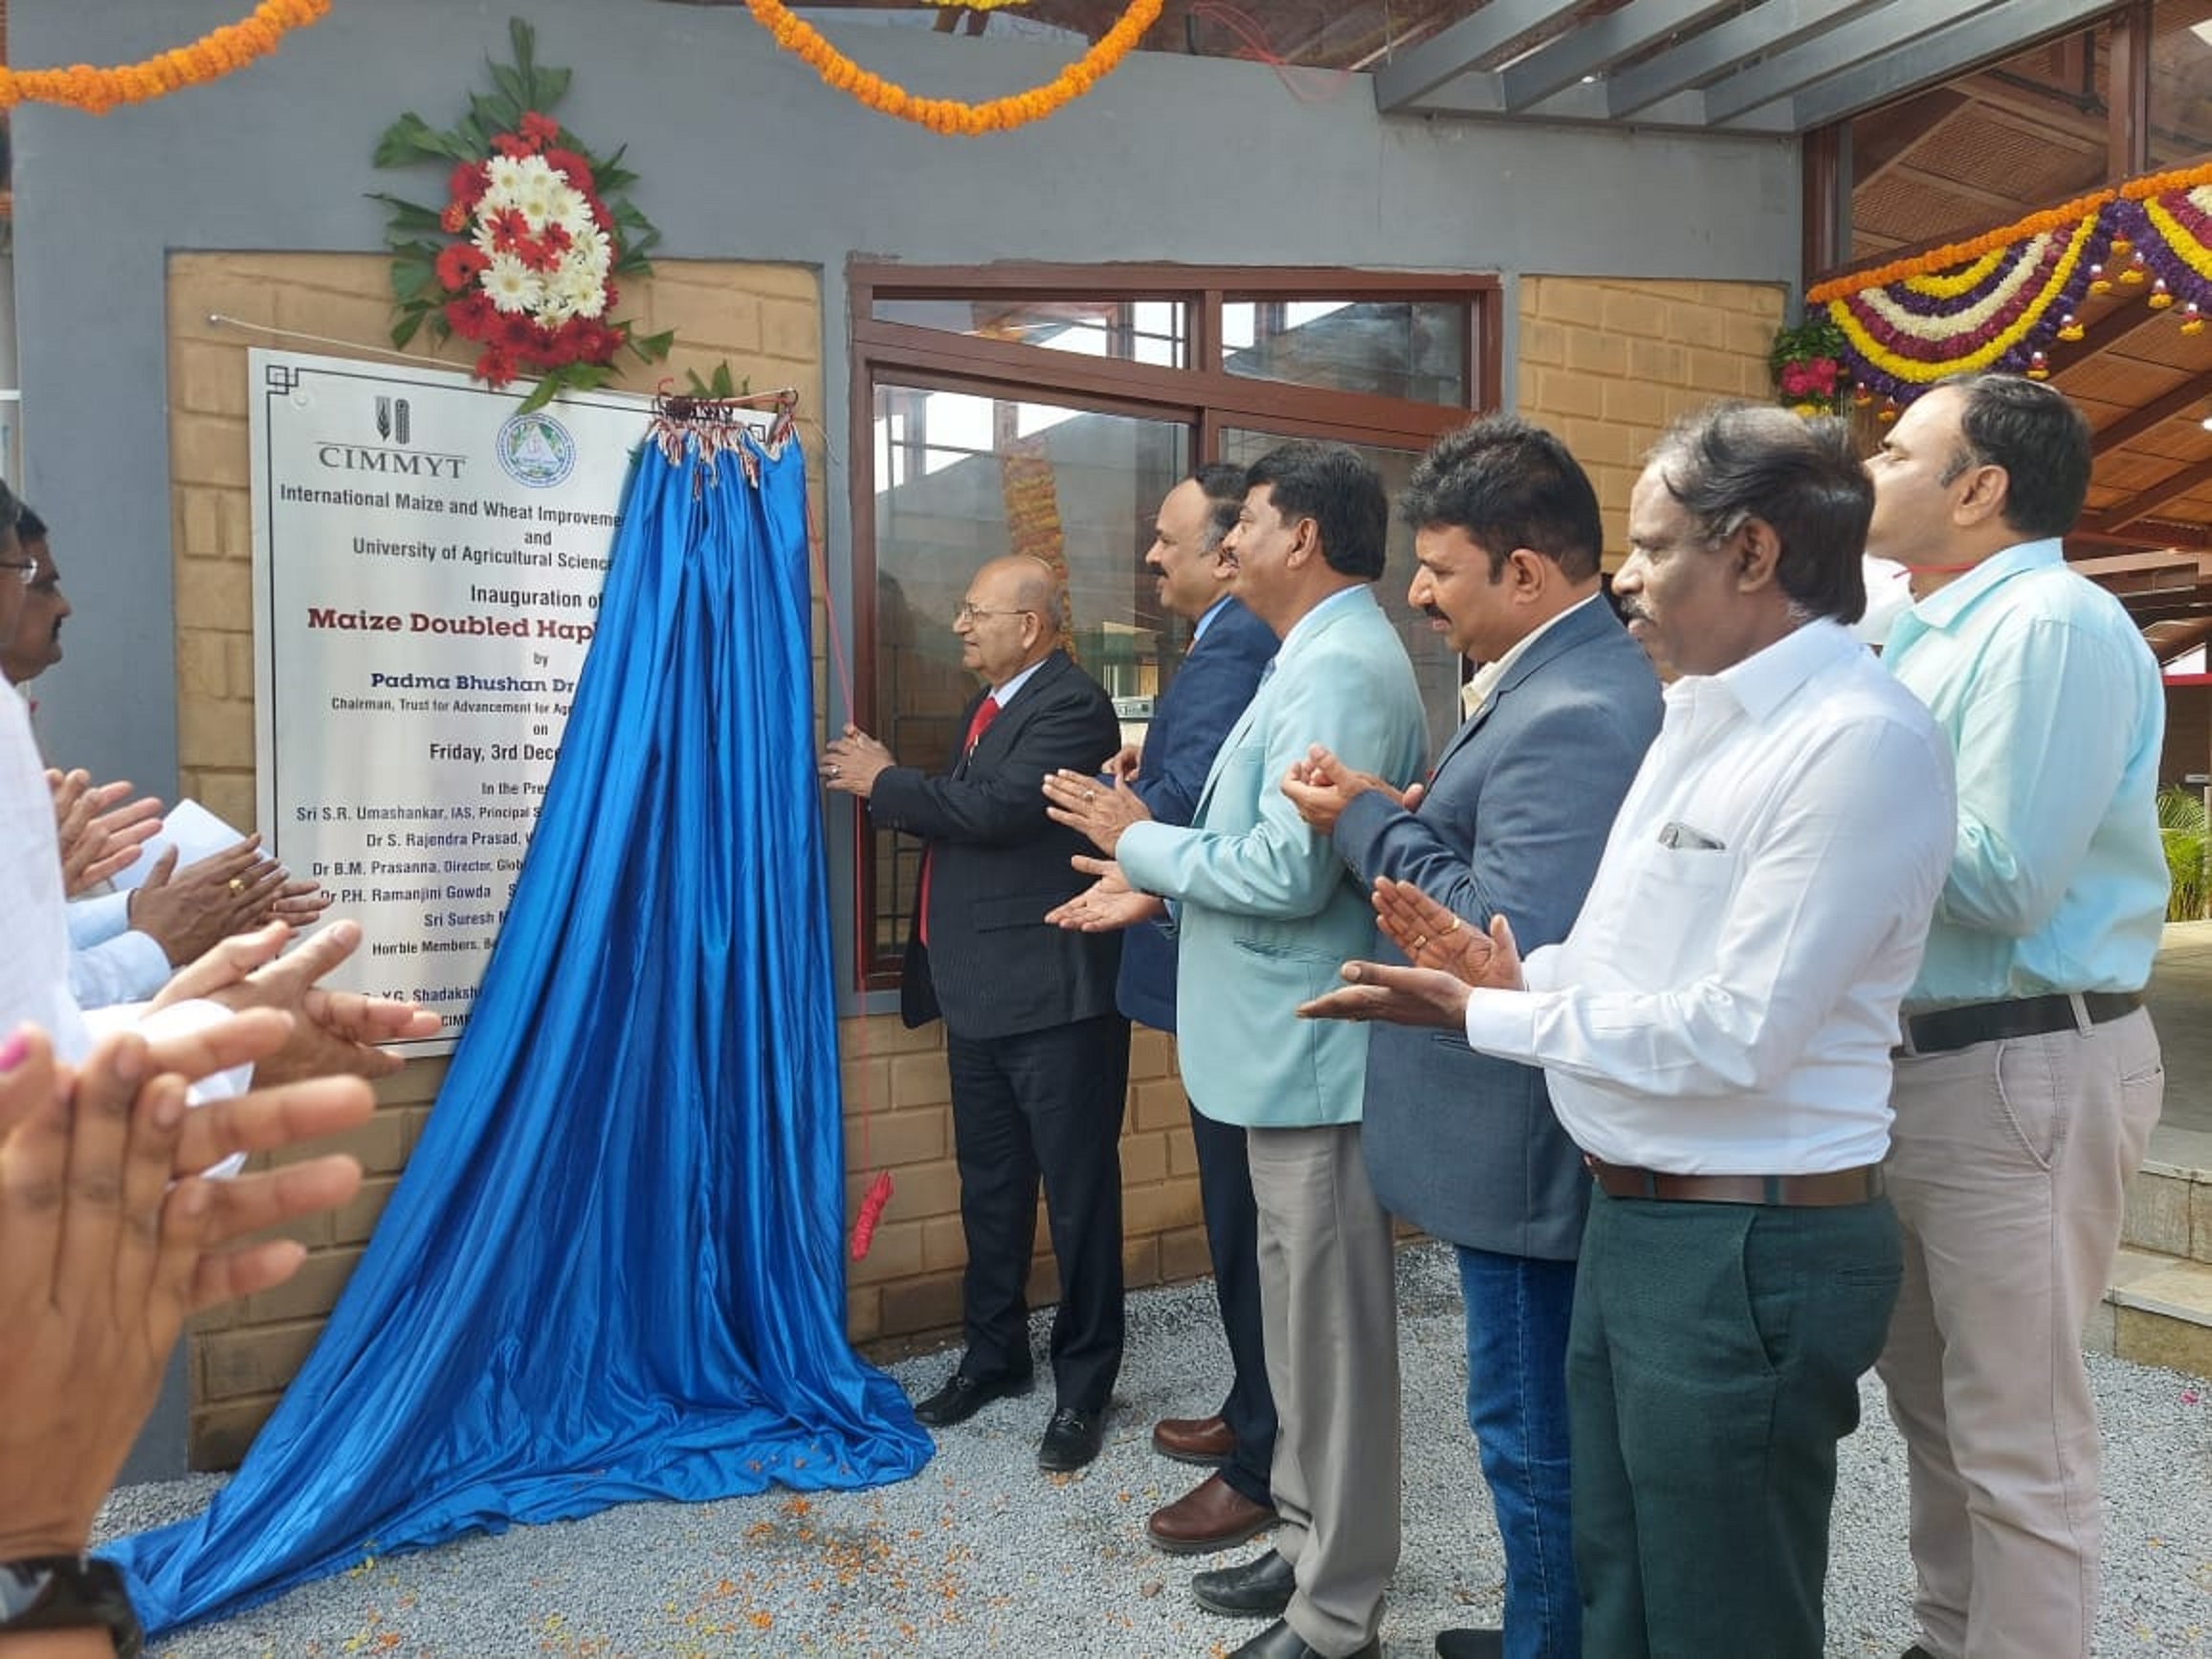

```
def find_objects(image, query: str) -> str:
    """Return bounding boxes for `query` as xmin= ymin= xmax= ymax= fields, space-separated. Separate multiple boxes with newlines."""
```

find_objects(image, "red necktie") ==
xmin=920 ymin=696 xmax=1002 ymax=945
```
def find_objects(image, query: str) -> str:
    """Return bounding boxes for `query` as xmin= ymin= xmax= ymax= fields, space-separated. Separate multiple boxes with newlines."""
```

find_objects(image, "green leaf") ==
xmin=509 ymin=17 xmax=538 ymax=76
xmin=372 ymin=113 xmax=443 ymax=168
xmin=391 ymin=257 xmax=438 ymax=302
xmin=392 ymin=313 xmax=425 ymax=350
xmin=535 ymin=66 xmax=572 ymax=109
xmin=487 ymin=67 xmax=528 ymax=121
xmin=516 ymin=375 xmax=564 ymax=416
xmin=368 ymin=191 xmax=450 ymax=233
xmin=630 ymin=328 xmax=677 ymax=365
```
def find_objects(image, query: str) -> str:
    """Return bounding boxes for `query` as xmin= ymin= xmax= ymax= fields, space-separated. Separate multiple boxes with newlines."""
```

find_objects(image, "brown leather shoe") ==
xmin=1152 ymin=1412 xmax=1236 ymax=1466
xmin=1147 ymin=1471 xmax=1277 ymax=1555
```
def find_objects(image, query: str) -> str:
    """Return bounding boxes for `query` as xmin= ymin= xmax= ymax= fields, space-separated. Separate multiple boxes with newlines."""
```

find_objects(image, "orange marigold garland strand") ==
xmin=0 ymin=0 xmax=329 ymax=115
xmin=743 ymin=0 xmax=1164 ymax=134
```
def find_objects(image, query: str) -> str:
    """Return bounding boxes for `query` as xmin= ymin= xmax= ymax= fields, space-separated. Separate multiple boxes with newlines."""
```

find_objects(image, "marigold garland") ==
xmin=743 ymin=0 xmax=1164 ymax=135
xmin=0 ymin=0 xmax=327 ymax=115
xmin=1807 ymin=185 xmax=2118 ymax=303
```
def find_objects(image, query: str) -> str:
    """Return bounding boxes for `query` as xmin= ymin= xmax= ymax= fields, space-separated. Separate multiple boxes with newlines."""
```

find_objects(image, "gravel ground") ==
xmin=97 ymin=1243 xmax=2212 ymax=1657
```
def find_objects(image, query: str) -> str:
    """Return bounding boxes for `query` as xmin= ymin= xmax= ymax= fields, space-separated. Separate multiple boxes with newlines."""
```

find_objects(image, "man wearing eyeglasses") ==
xmin=822 ymin=553 xmax=1130 ymax=1475
xmin=0 ymin=505 xmax=69 ymax=685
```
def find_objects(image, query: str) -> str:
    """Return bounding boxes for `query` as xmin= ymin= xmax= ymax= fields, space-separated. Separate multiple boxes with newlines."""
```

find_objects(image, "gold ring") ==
xmin=1085 ymin=790 xmax=1097 ymax=803
xmin=1445 ymin=915 xmax=1461 ymax=934
xmin=228 ymin=877 xmax=245 ymax=896
xmin=830 ymin=763 xmax=841 ymax=778
xmin=1412 ymin=934 xmax=1427 ymax=949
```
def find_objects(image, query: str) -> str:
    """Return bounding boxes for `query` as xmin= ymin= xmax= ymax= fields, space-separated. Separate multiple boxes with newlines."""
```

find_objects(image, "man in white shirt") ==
xmin=1302 ymin=404 xmax=1957 ymax=1658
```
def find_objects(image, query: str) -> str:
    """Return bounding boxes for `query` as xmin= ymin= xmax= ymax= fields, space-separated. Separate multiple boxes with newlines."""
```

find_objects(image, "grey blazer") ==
xmin=1336 ymin=597 xmax=1661 ymax=1258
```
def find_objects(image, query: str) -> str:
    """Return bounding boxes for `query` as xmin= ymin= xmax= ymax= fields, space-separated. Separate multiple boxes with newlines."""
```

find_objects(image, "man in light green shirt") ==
xmin=1867 ymin=374 xmax=2166 ymax=1659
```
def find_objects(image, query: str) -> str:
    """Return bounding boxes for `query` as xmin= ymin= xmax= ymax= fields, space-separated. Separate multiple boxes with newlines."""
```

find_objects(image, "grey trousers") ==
xmin=1247 ymin=1123 xmax=1401 ymax=1656
xmin=1879 ymin=1006 xmax=2163 ymax=1659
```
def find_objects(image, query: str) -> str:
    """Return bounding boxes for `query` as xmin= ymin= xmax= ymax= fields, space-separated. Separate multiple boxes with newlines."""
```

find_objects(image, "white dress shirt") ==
xmin=1462 ymin=619 xmax=1956 ymax=1174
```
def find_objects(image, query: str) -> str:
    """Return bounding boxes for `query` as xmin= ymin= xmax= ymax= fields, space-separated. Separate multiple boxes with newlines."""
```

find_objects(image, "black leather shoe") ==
xmin=1230 ymin=1618 xmax=1379 ymax=1658
xmin=1037 ymin=1405 xmax=1105 ymax=1471
xmin=911 ymin=1367 xmax=1033 ymax=1428
xmin=1192 ymin=1549 xmax=1296 ymax=1619
xmin=1437 ymin=1629 xmax=1504 ymax=1659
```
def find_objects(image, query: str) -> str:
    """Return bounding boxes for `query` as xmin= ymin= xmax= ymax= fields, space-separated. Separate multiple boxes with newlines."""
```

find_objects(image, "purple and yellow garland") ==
xmin=1806 ymin=159 xmax=2212 ymax=408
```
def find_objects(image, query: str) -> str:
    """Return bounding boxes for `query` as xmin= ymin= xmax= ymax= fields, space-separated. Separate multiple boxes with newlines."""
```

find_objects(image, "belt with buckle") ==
xmin=1584 ymin=1156 xmax=1884 ymax=1208
xmin=1897 ymin=991 xmax=2140 ymax=1058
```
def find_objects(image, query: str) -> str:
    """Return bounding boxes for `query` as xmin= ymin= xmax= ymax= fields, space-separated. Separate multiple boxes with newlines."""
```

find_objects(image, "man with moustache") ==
xmin=1865 ymin=375 xmax=2167 ymax=1659
xmin=1053 ymin=463 xmax=1281 ymax=1552
xmin=1 ymin=505 xmax=320 ymax=1007
xmin=1302 ymin=405 xmax=1956 ymax=1658
xmin=823 ymin=554 xmax=1129 ymax=1474
xmin=1049 ymin=442 xmax=1426 ymax=1659
xmin=1283 ymin=417 xmax=1660 ymax=1659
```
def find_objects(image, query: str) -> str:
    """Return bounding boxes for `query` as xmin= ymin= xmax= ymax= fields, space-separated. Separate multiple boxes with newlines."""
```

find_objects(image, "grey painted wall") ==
xmin=14 ymin=0 xmax=1798 ymax=793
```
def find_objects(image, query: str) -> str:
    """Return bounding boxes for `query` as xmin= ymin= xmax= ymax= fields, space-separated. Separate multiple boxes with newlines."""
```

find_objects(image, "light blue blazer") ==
xmin=1117 ymin=586 xmax=1427 ymax=1129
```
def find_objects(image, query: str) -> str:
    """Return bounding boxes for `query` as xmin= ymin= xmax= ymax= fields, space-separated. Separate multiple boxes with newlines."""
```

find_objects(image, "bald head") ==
xmin=957 ymin=555 xmax=1065 ymax=686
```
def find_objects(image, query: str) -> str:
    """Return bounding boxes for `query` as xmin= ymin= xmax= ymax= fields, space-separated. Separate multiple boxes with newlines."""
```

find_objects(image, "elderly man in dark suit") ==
xmin=822 ymin=554 xmax=1128 ymax=1473
xmin=1286 ymin=418 xmax=1660 ymax=1659
xmin=1051 ymin=463 xmax=1280 ymax=1553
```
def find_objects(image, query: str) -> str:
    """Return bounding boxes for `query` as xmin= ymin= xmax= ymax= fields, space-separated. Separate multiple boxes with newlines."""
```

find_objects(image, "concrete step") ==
xmin=2121 ymin=1134 xmax=2212 ymax=1267
xmin=2090 ymin=1246 xmax=2212 ymax=1379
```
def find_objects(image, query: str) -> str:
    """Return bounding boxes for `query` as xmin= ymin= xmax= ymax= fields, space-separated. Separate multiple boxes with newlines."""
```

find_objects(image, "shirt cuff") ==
xmin=1463 ymin=986 xmax=1539 ymax=1067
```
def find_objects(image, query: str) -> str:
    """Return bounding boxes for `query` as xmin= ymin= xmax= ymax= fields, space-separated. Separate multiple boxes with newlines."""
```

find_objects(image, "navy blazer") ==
xmin=1336 ymin=598 xmax=1661 ymax=1258
xmin=1117 ymin=599 xmax=1277 ymax=1031
xmin=872 ymin=650 xmax=1125 ymax=1041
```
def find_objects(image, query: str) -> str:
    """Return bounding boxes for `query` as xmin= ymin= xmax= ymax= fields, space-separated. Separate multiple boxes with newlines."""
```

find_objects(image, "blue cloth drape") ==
xmin=108 ymin=426 xmax=930 ymax=1634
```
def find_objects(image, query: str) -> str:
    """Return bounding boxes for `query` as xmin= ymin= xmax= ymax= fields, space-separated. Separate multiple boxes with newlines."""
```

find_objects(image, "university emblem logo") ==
xmin=496 ymin=410 xmax=577 ymax=489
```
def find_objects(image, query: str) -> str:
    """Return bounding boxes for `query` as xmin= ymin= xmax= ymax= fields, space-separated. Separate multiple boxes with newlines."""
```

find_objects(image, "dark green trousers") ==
xmin=1567 ymin=1188 xmax=1902 ymax=1658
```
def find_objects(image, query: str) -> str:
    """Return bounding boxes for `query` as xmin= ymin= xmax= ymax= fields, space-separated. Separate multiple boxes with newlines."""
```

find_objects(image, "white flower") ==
xmin=550 ymin=190 xmax=598 ymax=240
xmin=480 ymin=254 xmax=546 ymax=316
xmin=550 ymin=259 xmax=608 ymax=320
xmin=483 ymin=155 xmax=530 ymax=199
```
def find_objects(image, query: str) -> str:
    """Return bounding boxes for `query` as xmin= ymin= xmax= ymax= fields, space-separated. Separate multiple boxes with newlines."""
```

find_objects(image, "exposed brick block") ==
xmin=332 ymin=1174 xmax=397 ymax=1246
xmin=881 ymin=1271 xmax=966 ymax=1336
xmin=860 ymin=1156 xmax=960 ymax=1221
xmin=190 ymin=1397 xmax=279 ymax=1472
xmin=201 ymin=1320 xmax=324 ymax=1402
xmin=1132 ymin=1078 xmax=1189 ymax=1134
xmin=853 ymin=1104 xmax=948 ymax=1168
xmin=1125 ymin=1177 xmax=1203 ymax=1236
xmin=1535 ymin=280 xmax=1604 ymax=327
xmin=173 ymin=558 xmax=254 ymax=633
xmin=759 ymin=298 xmax=821 ymax=363
xmin=889 ymin=1050 xmax=951 ymax=1109
xmin=1123 ymin=1234 xmax=1161 ymax=1290
xmin=920 ymin=1213 xmax=968 ymax=1273
xmin=1519 ymin=319 xmax=1566 ymax=367
xmin=1120 ymin=1129 xmax=1168 ymax=1185
xmin=240 ymin=1247 xmax=364 ymax=1325
xmin=176 ymin=697 xmax=256 ymax=772
xmin=171 ymin=413 xmax=250 ymax=490
xmin=848 ymin=1217 xmax=926 ymax=1284
xmin=1537 ymin=369 xmax=1605 ymax=422
xmin=174 ymin=633 xmax=230 ymax=703
xmin=1159 ymin=1225 xmax=1215 ymax=1284
xmin=1598 ymin=290 xmax=1668 ymax=339
xmin=1564 ymin=328 xmax=1630 ymax=379
xmin=1668 ymin=305 xmax=1728 ymax=350
xmin=1626 ymin=339 xmax=1690 ymax=387
xmin=846 ymin=1286 xmax=883 ymax=1343
xmin=1164 ymin=1126 xmax=1202 ymax=1179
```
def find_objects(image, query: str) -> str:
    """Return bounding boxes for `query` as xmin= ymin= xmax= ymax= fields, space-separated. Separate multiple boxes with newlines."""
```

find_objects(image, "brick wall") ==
xmin=164 ymin=253 xmax=1191 ymax=1466
xmin=1517 ymin=276 xmax=1787 ymax=560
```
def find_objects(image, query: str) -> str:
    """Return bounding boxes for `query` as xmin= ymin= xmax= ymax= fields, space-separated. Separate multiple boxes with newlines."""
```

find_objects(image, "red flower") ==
xmin=543 ymin=147 xmax=595 ymax=193
xmin=435 ymin=243 xmax=489 ymax=292
xmin=499 ymin=313 xmax=543 ymax=353
xmin=444 ymin=293 xmax=497 ymax=340
xmin=484 ymin=207 xmax=529 ymax=254
xmin=441 ymin=201 xmax=469 ymax=234
xmin=492 ymin=131 xmax=534 ymax=160
xmin=520 ymin=111 xmax=561 ymax=150
xmin=475 ymin=346 xmax=517 ymax=387
xmin=602 ymin=279 xmax=620 ymax=312
xmin=448 ymin=160 xmax=488 ymax=209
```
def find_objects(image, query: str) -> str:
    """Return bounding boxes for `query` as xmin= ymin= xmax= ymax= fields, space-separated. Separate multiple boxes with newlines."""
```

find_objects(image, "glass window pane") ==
xmin=1222 ymin=299 xmax=1465 ymax=406
xmin=868 ymin=382 xmax=1191 ymax=966
xmin=1220 ymin=429 xmax=1464 ymax=761
xmin=874 ymin=297 xmax=1188 ymax=367
xmin=2152 ymin=0 xmax=2212 ymax=166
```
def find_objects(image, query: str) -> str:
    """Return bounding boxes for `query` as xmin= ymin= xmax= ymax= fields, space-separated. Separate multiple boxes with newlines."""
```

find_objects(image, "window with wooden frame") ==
xmin=843 ymin=261 xmax=1502 ymax=988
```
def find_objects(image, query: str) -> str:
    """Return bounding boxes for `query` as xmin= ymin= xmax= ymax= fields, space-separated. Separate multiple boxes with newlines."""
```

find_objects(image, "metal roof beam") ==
xmin=1495 ymin=0 xmax=1745 ymax=112
xmin=1784 ymin=0 xmax=2116 ymax=131
xmin=1373 ymin=0 xmax=1589 ymax=113
xmin=1701 ymin=0 xmax=2013 ymax=126
xmin=1594 ymin=0 xmax=1888 ymax=121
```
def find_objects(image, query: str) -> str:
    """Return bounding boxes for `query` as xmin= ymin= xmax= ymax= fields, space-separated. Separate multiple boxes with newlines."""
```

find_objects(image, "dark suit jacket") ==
xmin=1117 ymin=599 xmax=1277 ymax=1031
xmin=1336 ymin=598 xmax=1661 ymax=1259
xmin=873 ymin=650 xmax=1126 ymax=1041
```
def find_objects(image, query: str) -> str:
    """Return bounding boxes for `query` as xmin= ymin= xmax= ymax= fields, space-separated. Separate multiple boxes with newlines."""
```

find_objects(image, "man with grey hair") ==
xmin=1303 ymin=404 xmax=1957 ymax=1657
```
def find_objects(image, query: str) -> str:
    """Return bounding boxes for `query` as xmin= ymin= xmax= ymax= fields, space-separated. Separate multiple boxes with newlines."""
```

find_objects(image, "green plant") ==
xmin=2157 ymin=784 xmax=2209 ymax=921
xmin=1770 ymin=311 xmax=1851 ymax=415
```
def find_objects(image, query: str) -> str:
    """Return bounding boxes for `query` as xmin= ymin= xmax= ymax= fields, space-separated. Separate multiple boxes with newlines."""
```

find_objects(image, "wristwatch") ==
xmin=0 ymin=1557 xmax=144 ymax=1656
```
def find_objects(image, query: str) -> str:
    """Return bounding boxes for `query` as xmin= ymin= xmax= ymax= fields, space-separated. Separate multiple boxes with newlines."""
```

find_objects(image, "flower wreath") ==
xmin=373 ymin=20 xmax=673 ymax=410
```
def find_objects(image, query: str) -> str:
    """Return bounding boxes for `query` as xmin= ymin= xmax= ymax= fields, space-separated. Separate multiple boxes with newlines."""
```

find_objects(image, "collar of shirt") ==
xmin=1189 ymin=595 xmax=1234 ymax=649
xmin=989 ymin=656 xmax=1049 ymax=707
xmin=1897 ymin=537 xmax=2063 ymax=636
xmin=1461 ymin=593 xmax=1599 ymax=719
xmin=1276 ymin=584 xmax=1371 ymax=663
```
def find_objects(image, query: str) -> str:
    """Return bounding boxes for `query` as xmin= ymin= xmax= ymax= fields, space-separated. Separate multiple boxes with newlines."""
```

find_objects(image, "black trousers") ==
xmin=1191 ymin=1098 xmax=1277 ymax=1508
xmin=944 ymin=1012 xmax=1131 ymax=1413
